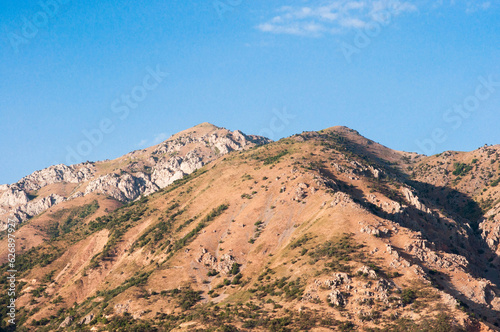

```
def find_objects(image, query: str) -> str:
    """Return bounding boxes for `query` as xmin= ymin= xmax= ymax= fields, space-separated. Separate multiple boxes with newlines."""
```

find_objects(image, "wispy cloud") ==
xmin=465 ymin=1 xmax=491 ymax=14
xmin=135 ymin=133 xmax=170 ymax=148
xmin=432 ymin=0 xmax=493 ymax=12
xmin=135 ymin=139 xmax=148 ymax=148
xmin=257 ymin=0 xmax=494 ymax=37
xmin=256 ymin=0 xmax=418 ymax=37
xmin=152 ymin=133 xmax=169 ymax=144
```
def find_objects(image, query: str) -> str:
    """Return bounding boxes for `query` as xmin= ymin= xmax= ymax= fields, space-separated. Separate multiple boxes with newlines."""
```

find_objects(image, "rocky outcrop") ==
xmin=1 ymin=124 xmax=271 ymax=225
xmin=293 ymin=183 xmax=308 ymax=201
xmin=355 ymin=266 xmax=378 ymax=279
xmin=324 ymin=273 xmax=352 ymax=288
xmin=480 ymin=210 xmax=500 ymax=253
xmin=150 ymin=128 xmax=270 ymax=189
xmin=196 ymin=249 xmax=238 ymax=275
xmin=151 ymin=152 xmax=204 ymax=189
xmin=79 ymin=313 xmax=94 ymax=325
xmin=405 ymin=239 xmax=469 ymax=271
xmin=59 ymin=316 xmax=74 ymax=328
xmin=16 ymin=164 xmax=95 ymax=192
xmin=197 ymin=248 xmax=218 ymax=267
xmin=329 ymin=192 xmax=359 ymax=209
xmin=0 ymin=164 xmax=94 ymax=226
xmin=0 ymin=194 xmax=66 ymax=231
xmin=0 ymin=187 xmax=29 ymax=207
xmin=114 ymin=302 xmax=131 ymax=315
xmin=360 ymin=225 xmax=390 ymax=237
xmin=218 ymin=253 xmax=237 ymax=274
xmin=402 ymin=187 xmax=431 ymax=214
xmin=314 ymin=174 xmax=338 ymax=191
xmin=84 ymin=172 xmax=158 ymax=201
xmin=22 ymin=194 xmax=66 ymax=216
xmin=328 ymin=290 xmax=346 ymax=306
xmin=374 ymin=278 xmax=395 ymax=293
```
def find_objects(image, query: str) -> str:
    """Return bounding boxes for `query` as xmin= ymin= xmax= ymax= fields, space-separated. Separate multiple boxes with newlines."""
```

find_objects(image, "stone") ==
xmin=59 ymin=316 xmax=74 ymax=328
xmin=328 ymin=290 xmax=346 ymax=306
xmin=80 ymin=313 xmax=94 ymax=325
xmin=356 ymin=266 xmax=378 ymax=279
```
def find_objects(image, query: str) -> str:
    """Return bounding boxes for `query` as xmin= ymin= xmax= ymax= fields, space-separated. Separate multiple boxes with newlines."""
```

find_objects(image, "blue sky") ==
xmin=0 ymin=0 xmax=499 ymax=184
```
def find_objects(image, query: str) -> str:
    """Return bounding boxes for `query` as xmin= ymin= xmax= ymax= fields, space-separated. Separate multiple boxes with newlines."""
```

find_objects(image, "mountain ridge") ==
xmin=0 ymin=124 xmax=271 ymax=228
xmin=1 ymin=123 xmax=500 ymax=331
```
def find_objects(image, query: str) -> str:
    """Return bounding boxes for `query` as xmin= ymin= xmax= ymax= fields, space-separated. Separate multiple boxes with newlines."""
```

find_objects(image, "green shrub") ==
xmin=230 ymin=263 xmax=241 ymax=275
xmin=452 ymin=163 xmax=472 ymax=176
xmin=401 ymin=288 xmax=417 ymax=305
xmin=173 ymin=204 xmax=229 ymax=252
xmin=290 ymin=234 xmax=312 ymax=249
xmin=263 ymin=150 xmax=289 ymax=165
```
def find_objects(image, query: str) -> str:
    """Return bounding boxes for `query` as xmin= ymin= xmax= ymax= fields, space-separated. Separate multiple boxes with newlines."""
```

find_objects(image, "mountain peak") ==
xmin=168 ymin=122 xmax=222 ymax=141
xmin=193 ymin=122 xmax=220 ymax=129
xmin=0 ymin=123 xmax=271 ymax=226
xmin=320 ymin=125 xmax=361 ymax=136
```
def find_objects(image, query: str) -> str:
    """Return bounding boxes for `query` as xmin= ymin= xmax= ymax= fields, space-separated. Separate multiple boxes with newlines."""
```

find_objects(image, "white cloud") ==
xmin=135 ymin=132 xmax=170 ymax=149
xmin=257 ymin=0 xmax=494 ymax=37
xmin=424 ymin=0 xmax=494 ymax=12
xmin=152 ymin=133 xmax=169 ymax=145
xmin=135 ymin=139 xmax=148 ymax=148
xmin=256 ymin=0 xmax=417 ymax=37
xmin=465 ymin=1 xmax=491 ymax=14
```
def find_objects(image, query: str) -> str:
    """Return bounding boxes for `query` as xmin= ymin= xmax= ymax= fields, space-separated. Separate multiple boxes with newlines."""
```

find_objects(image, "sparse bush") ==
xmin=401 ymin=288 xmax=417 ymax=305
xmin=452 ymin=163 xmax=472 ymax=176
xmin=263 ymin=150 xmax=289 ymax=165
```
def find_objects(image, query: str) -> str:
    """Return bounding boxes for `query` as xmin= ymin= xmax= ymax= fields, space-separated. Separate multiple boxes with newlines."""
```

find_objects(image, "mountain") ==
xmin=1 ymin=124 xmax=499 ymax=331
xmin=0 ymin=123 xmax=270 ymax=228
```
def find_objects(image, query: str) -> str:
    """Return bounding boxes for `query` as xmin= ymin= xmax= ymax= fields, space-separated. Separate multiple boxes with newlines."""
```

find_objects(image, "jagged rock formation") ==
xmin=15 ymin=163 xmax=96 ymax=192
xmin=84 ymin=172 xmax=158 ymax=202
xmin=0 ymin=123 xmax=270 ymax=229
xmin=0 ymin=186 xmax=30 ymax=207
xmin=197 ymin=248 xmax=238 ymax=275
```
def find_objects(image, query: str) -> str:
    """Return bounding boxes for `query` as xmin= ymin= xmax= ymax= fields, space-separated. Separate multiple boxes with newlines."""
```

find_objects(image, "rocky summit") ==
xmin=1 ymin=123 xmax=500 ymax=331
xmin=0 ymin=123 xmax=270 ymax=229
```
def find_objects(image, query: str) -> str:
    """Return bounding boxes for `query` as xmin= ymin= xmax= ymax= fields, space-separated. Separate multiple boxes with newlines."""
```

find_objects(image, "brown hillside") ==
xmin=1 ymin=125 xmax=499 ymax=331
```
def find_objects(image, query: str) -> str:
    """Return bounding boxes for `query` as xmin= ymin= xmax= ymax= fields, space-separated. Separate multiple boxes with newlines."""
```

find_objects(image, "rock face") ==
xmin=151 ymin=151 xmax=204 ymax=189
xmin=402 ymin=187 xmax=431 ymax=214
xmin=480 ymin=212 xmax=500 ymax=254
xmin=22 ymin=194 xmax=66 ymax=217
xmin=197 ymin=249 xmax=238 ymax=275
xmin=59 ymin=316 xmax=74 ymax=328
xmin=1 ymin=193 xmax=66 ymax=229
xmin=16 ymin=164 xmax=96 ymax=192
xmin=328 ymin=290 xmax=346 ymax=306
xmin=150 ymin=127 xmax=269 ymax=189
xmin=0 ymin=123 xmax=271 ymax=228
xmin=79 ymin=313 xmax=94 ymax=325
xmin=0 ymin=187 xmax=29 ymax=207
xmin=84 ymin=172 xmax=159 ymax=201
xmin=355 ymin=266 xmax=378 ymax=279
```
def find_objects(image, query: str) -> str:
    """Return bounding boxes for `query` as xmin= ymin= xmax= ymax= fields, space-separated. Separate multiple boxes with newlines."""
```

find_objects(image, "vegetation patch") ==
xmin=249 ymin=276 xmax=305 ymax=301
xmin=452 ymin=163 xmax=473 ymax=176
xmin=96 ymin=271 xmax=153 ymax=302
xmin=263 ymin=150 xmax=289 ymax=165
xmin=172 ymin=204 xmax=229 ymax=252
xmin=162 ymin=287 xmax=203 ymax=310
xmin=309 ymin=234 xmax=364 ymax=273
xmin=290 ymin=233 xmax=312 ymax=249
